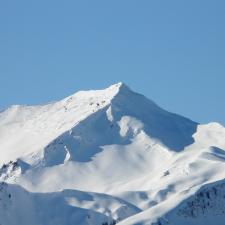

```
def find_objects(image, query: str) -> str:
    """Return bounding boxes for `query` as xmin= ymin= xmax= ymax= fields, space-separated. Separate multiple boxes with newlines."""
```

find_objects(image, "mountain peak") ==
xmin=65 ymin=82 xmax=132 ymax=105
xmin=108 ymin=82 xmax=128 ymax=90
xmin=106 ymin=82 xmax=132 ymax=97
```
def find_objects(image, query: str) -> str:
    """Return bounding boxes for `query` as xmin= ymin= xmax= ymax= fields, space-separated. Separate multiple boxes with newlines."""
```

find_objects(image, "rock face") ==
xmin=0 ymin=83 xmax=225 ymax=225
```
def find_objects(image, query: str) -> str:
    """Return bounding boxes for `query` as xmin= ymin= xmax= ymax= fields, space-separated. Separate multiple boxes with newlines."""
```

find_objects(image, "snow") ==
xmin=0 ymin=82 xmax=225 ymax=225
xmin=0 ymin=182 xmax=140 ymax=225
xmin=0 ymin=83 xmax=123 ymax=166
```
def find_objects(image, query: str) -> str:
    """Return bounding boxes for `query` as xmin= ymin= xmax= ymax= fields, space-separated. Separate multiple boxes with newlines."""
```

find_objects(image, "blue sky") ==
xmin=0 ymin=0 xmax=225 ymax=125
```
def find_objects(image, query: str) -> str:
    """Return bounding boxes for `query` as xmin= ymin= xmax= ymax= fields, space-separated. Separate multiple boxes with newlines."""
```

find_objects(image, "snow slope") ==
xmin=0 ymin=182 xmax=140 ymax=225
xmin=0 ymin=82 xmax=225 ymax=225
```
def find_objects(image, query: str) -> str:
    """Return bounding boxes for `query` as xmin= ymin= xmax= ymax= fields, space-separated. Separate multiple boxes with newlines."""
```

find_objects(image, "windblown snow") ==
xmin=0 ymin=82 xmax=225 ymax=225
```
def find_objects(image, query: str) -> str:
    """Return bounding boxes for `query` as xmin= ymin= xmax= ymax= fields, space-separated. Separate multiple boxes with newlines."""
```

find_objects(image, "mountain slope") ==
xmin=0 ymin=82 xmax=225 ymax=225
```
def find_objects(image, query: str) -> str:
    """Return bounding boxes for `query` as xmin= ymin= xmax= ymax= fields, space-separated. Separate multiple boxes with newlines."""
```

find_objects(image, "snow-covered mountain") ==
xmin=1 ymin=82 xmax=225 ymax=225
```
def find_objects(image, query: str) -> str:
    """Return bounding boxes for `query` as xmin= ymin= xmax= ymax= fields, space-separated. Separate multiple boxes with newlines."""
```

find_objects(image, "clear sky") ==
xmin=0 ymin=0 xmax=225 ymax=125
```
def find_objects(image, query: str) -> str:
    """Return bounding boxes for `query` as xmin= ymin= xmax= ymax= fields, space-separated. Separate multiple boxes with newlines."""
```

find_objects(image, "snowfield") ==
xmin=0 ymin=83 xmax=225 ymax=225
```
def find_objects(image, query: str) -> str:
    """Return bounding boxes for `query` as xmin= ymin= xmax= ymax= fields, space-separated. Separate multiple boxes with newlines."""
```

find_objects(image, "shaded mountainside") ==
xmin=0 ymin=182 xmax=140 ymax=225
xmin=0 ymin=83 xmax=225 ymax=225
